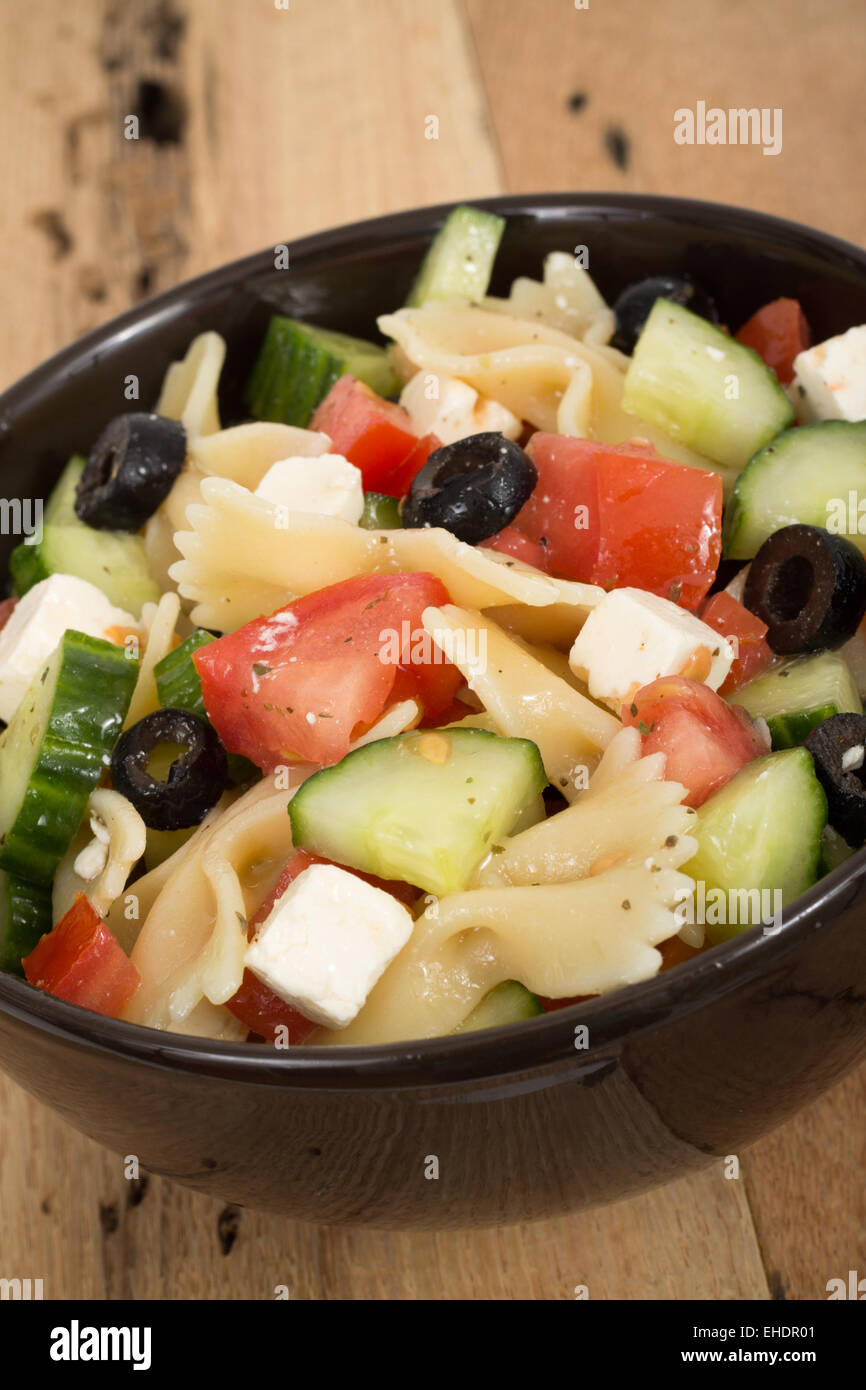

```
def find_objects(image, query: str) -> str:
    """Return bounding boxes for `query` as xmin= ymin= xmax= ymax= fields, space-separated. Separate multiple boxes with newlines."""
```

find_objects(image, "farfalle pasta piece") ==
xmin=170 ymin=476 xmax=605 ymax=633
xmin=378 ymin=302 xmax=734 ymax=482
xmin=156 ymin=330 xmax=225 ymax=439
xmin=422 ymin=603 xmax=620 ymax=796
xmin=484 ymin=251 xmax=615 ymax=346
xmin=53 ymin=788 xmax=147 ymax=922
xmin=122 ymin=769 xmax=316 ymax=1033
xmin=124 ymin=590 xmax=181 ymax=728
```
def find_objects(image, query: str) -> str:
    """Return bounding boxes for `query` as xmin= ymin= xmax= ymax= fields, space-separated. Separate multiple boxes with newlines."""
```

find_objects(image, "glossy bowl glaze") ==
xmin=1 ymin=194 xmax=866 ymax=1228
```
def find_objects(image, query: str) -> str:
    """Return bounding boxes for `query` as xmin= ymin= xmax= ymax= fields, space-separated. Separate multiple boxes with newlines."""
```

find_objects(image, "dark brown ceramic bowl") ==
xmin=1 ymin=194 xmax=866 ymax=1228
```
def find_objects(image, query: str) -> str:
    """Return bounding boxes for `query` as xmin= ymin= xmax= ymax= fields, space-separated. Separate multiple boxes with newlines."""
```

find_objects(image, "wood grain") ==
xmin=465 ymin=0 xmax=866 ymax=245
xmin=0 ymin=0 xmax=863 ymax=1300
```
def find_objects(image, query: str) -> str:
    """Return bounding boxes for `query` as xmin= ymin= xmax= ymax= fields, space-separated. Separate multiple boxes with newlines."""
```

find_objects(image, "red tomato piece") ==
xmin=0 ymin=597 xmax=16 ymax=633
xmin=226 ymin=849 xmax=417 ymax=1041
xmin=516 ymin=435 xmax=722 ymax=610
xmin=418 ymin=695 xmax=477 ymax=729
xmin=310 ymin=376 xmax=419 ymax=491
xmin=380 ymin=433 xmax=441 ymax=498
xmin=734 ymin=298 xmax=810 ymax=385
xmin=622 ymin=675 xmax=766 ymax=807
xmin=481 ymin=525 xmax=549 ymax=571
xmin=22 ymin=893 xmax=140 ymax=1018
xmin=700 ymin=591 xmax=774 ymax=694
xmin=194 ymin=573 xmax=460 ymax=771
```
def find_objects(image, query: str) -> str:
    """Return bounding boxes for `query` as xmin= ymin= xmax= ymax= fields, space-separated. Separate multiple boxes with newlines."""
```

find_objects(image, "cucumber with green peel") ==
xmin=154 ymin=629 xmax=215 ymax=719
xmin=246 ymin=316 xmax=400 ymax=426
xmin=10 ymin=457 xmax=160 ymax=617
xmin=360 ymin=492 xmax=402 ymax=530
xmin=723 ymin=421 xmax=866 ymax=559
xmin=684 ymin=748 xmax=827 ymax=944
xmin=621 ymin=299 xmax=794 ymax=471
xmin=819 ymin=823 xmax=856 ymax=876
xmin=154 ymin=631 xmax=259 ymax=786
xmin=453 ymin=980 xmax=543 ymax=1034
xmin=0 ymin=870 xmax=52 ymax=974
xmin=43 ymin=455 xmax=85 ymax=525
xmin=0 ymin=630 xmax=138 ymax=884
xmin=289 ymin=727 xmax=547 ymax=896
xmin=406 ymin=204 xmax=505 ymax=307
xmin=727 ymin=652 xmax=861 ymax=749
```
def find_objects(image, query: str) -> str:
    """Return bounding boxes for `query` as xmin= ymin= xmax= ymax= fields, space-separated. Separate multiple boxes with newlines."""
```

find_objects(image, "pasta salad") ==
xmin=3 ymin=204 xmax=866 ymax=1045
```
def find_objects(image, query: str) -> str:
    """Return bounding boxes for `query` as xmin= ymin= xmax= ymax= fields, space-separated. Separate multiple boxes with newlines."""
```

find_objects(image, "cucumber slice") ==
xmin=0 ymin=870 xmax=51 ymax=974
xmin=406 ymin=204 xmax=505 ymax=307
xmin=453 ymin=980 xmax=543 ymax=1034
xmin=154 ymin=629 xmax=214 ymax=718
xmin=724 ymin=421 xmax=866 ymax=559
xmin=621 ymin=299 xmax=794 ymax=471
xmin=819 ymin=823 xmax=856 ymax=876
xmin=728 ymin=652 xmax=862 ymax=749
xmin=289 ymin=728 xmax=547 ymax=896
xmin=246 ymin=316 xmax=399 ymax=426
xmin=360 ymin=492 xmax=402 ymax=530
xmin=43 ymin=455 xmax=85 ymax=525
xmin=154 ymin=631 xmax=259 ymax=786
xmin=10 ymin=457 xmax=160 ymax=617
xmin=684 ymin=748 xmax=827 ymax=943
xmin=0 ymin=630 xmax=138 ymax=884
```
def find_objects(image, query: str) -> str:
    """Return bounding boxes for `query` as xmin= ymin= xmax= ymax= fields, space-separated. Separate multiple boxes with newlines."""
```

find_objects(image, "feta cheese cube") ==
xmin=399 ymin=370 xmax=522 ymax=445
xmin=255 ymin=454 xmax=365 ymax=524
xmin=568 ymin=587 xmax=734 ymax=710
xmin=792 ymin=326 xmax=866 ymax=423
xmin=244 ymin=863 xmax=414 ymax=1029
xmin=0 ymin=574 xmax=138 ymax=723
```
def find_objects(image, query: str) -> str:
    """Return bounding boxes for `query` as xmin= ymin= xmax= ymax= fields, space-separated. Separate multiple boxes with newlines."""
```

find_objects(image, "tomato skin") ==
xmin=380 ymin=433 xmax=441 ymax=498
xmin=22 ymin=893 xmax=140 ymax=1018
xmin=700 ymin=591 xmax=774 ymax=694
xmin=734 ymin=298 xmax=810 ymax=385
xmin=194 ymin=572 xmax=460 ymax=770
xmin=516 ymin=435 xmax=722 ymax=610
xmin=481 ymin=525 xmax=549 ymax=571
xmin=622 ymin=675 xmax=766 ymax=807
xmin=0 ymin=597 xmax=16 ymax=633
xmin=226 ymin=850 xmax=416 ymax=1041
xmin=310 ymin=376 xmax=419 ymax=491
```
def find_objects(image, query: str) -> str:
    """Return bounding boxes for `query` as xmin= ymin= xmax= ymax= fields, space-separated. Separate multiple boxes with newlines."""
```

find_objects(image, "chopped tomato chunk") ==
xmin=734 ymin=298 xmax=810 ymax=384
xmin=700 ymin=591 xmax=774 ymax=693
xmin=194 ymin=573 xmax=461 ymax=771
xmin=0 ymin=597 xmax=17 ymax=633
xmin=622 ymin=675 xmax=766 ymax=807
xmin=310 ymin=376 xmax=419 ymax=491
xmin=380 ymin=432 xmax=441 ymax=498
xmin=22 ymin=893 xmax=139 ymax=1018
xmin=515 ymin=435 xmax=722 ymax=610
xmin=481 ymin=525 xmax=549 ymax=571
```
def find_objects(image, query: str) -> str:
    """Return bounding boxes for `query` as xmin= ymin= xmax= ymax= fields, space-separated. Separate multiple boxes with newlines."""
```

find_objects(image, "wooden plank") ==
xmin=743 ymin=1068 xmax=866 ymax=1301
xmin=465 ymin=0 xmax=866 ymax=244
xmin=0 ymin=1070 xmax=768 ymax=1299
xmin=0 ymin=0 xmax=502 ymax=387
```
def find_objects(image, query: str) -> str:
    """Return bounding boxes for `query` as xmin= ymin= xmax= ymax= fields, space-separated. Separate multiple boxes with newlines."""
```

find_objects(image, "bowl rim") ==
xmin=2 ymin=189 xmax=866 ymax=1089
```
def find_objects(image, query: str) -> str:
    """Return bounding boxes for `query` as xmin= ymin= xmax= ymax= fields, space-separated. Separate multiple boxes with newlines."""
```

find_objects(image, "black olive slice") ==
xmin=805 ymin=713 xmax=866 ymax=846
xmin=743 ymin=524 xmax=866 ymax=655
xmin=611 ymin=273 xmax=719 ymax=354
xmin=110 ymin=708 xmax=227 ymax=830
xmin=401 ymin=432 xmax=537 ymax=544
xmin=76 ymin=412 xmax=187 ymax=531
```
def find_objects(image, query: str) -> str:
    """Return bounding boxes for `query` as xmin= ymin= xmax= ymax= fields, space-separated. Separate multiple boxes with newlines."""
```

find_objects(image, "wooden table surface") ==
xmin=1 ymin=0 xmax=864 ymax=1300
